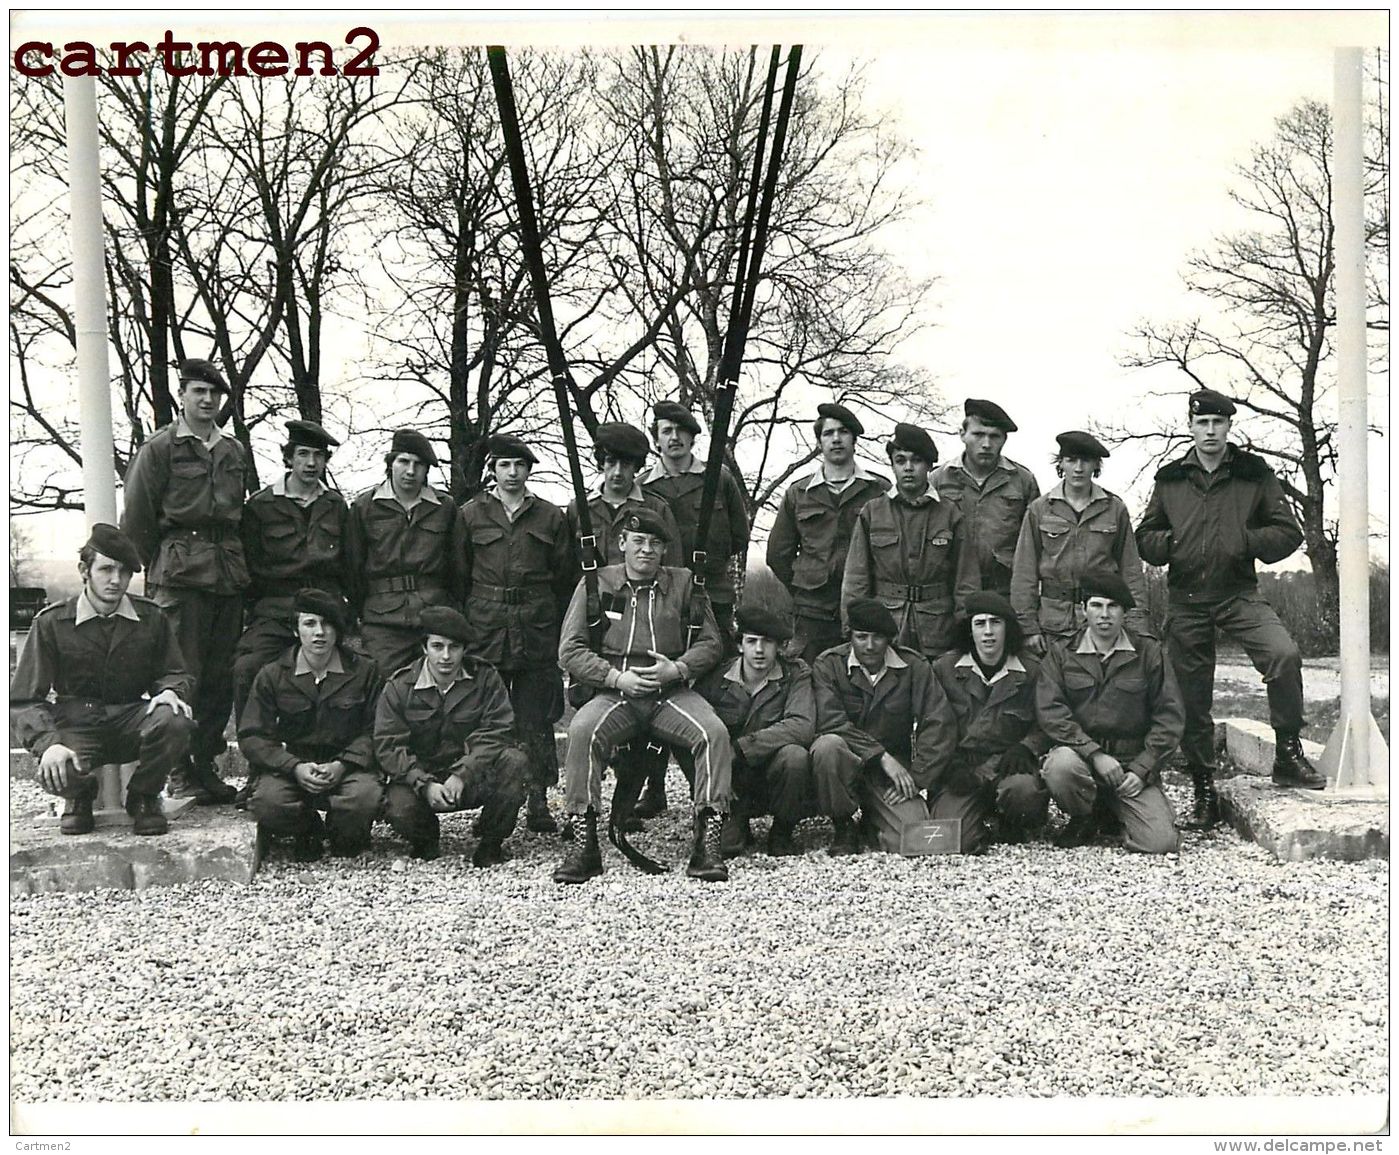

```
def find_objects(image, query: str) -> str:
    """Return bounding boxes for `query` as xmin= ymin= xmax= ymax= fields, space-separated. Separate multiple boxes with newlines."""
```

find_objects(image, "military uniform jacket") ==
xmin=640 ymin=461 xmax=751 ymax=600
xmin=558 ymin=564 xmax=723 ymax=689
xmin=459 ymin=490 xmax=574 ymax=670
xmin=238 ymin=646 xmax=382 ymax=775
xmin=344 ymin=483 xmax=464 ymax=629
xmin=9 ymin=593 xmax=193 ymax=756
xmin=842 ymin=491 xmax=980 ymax=656
xmin=1135 ymin=446 xmax=1303 ymax=604
xmin=811 ymin=643 xmax=957 ymax=793
xmin=119 ymin=420 xmax=250 ymax=594
xmin=930 ymin=454 xmax=1040 ymax=590
xmin=766 ymin=468 xmax=890 ymax=616
xmin=240 ymin=479 xmax=349 ymax=620
xmin=565 ymin=487 xmax=683 ymax=571
xmin=1010 ymin=483 xmax=1151 ymax=639
xmin=931 ymin=650 xmax=1049 ymax=774
xmin=373 ymin=657 xmax=515 ymax=796
xmin=1035 ymin=629 xmax=1184 ymax=784
xmin=694 ymin=656 xmax=816 ymax=766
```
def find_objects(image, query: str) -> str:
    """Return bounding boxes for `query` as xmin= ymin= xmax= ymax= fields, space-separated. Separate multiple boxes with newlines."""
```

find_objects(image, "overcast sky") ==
xmin=10 ymin=11 xmax=1389 ymax=564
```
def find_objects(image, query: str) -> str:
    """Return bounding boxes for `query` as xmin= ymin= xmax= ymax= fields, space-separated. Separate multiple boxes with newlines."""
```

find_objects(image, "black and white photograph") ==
xmin=6 ymin=10 xmax=1389 ymax=1143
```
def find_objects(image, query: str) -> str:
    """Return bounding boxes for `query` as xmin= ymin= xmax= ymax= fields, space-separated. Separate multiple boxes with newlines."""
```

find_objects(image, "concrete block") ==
xmin=1217 ymin=776 xmax=1389 ymax=862
xmin=1216 ymin=718 xmax=1324 ymax=777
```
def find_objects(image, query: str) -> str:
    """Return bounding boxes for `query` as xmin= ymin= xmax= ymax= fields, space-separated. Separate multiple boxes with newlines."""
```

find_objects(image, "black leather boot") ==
xmin=553 ymin=808 xmax=603 ymax=883
xmin=1179 ymin=767 xmax=1222 ymax=829
xmin=1053 ymin=813 xmax=1098 ymax=849
xmin=767 ymin=819 xmax=799 ymax=857
xmin=827 ymin=815 xmax=862 ymax=857
xmin=526 ymin=787 xmax=558 ymax=833
xmin=686 ymin=809 xmax=728 ymax=882
xmin=60 ymin=791 xmax=96 ymax=835
xmin=126 ymin=793 xmax=169 ymax=837
xmin=635 ymin=770 xmax=668 ymax=818
xmin=1272 ymin=732 xmax=1326 ymax=789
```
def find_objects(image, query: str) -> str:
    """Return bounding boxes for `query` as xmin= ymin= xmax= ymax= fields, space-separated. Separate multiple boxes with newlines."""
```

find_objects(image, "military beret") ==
xmin=734 ymin=603 xmax=794 ymax=642
xmin=620 ymin=507 xmax=673 ymax=542
xmin=177 ymin=358 xmax=229 ymax=393
xmin=1188 ymin=389 xmax=1237 ymax=418
xmin=594 ymin=422 xmax=651 ymax=462
xmin=419 ymin=605 xmax=474 ymax=644
xmin=293 ymin=587 xmax=347 ymax=633
xmin=846 ymin=597 xmax=898 ymax=638
xmin=1079 ymin=572 xmax=1135 ymax=610
xmin=485 ymin=433 xmax=538 ymax=465
xmin=285 ymin=419 xmax=340 ymax=451
xmin=1055 ymin=430 xmax=1110 ymax=459
xmin=83 ymin=523 xmax=142 ymax=572
xmin=963 ymin=398 xmax=1017 ymax=432
xmin=652 ymin=401 xmax=701 ymax=436
xmin=389 ymin=428 xmax=438 ymax=467
xmin=963 ymin=591 xmax=1016 ymax=621
xmin=886 ymin=423 xmax=938 ymax=464
xmin=816 ymin=402 xmax=863 ymax=437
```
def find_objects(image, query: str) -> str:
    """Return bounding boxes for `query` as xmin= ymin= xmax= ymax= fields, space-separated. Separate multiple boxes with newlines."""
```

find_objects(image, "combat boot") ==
xmin=126 ymin=793 xmax=169 ymax=836
xmin=292 ymin=808 xmax=326 ymax=862
xmin=60 ymin=791 xmax=96 ymax=836
xmin=827 ymin=815 xmax=862 ymax=857
xmin=1179 ymin=767 xmax=1221 ymax=829
xmin=553 ymin=808 xmax=603 ymax=883
xmin=767 ymin=818 xmax=799 ymax=857
xmin=720 ymin=809 xmax=752 ymax=859
xmin=686 ymin=809 xmax=729 ymax=882
xmin=1053 ymin=814 xmax=1098 ymax=849
xmin=1272 ymin=732 xmax=1326 ymax=790
xmin=472 ymin=838 xmax=508 ymax=868
xmin=634 ymin=771 xmax=668 ymax=819
xmin=525 ymin=787 xmax=558 ymax=833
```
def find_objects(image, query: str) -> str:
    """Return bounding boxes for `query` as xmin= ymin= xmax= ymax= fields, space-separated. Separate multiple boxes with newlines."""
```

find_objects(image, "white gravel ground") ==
xmin=8 ymin=772 xmax=1388 ymax=1102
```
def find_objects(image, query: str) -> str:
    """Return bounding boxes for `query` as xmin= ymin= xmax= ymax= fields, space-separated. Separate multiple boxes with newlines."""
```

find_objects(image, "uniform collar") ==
xmin=723 ymin=656 xmax=785 ymax=688
xmin=294 ymin=647 xmax=346 ymax=681
xmin=621 ymin=565 xmax=673 ymax=593
xmin=1047 ymin=480 xmax=1108 ymax=504
xmin=272 ymin=473 xmax=327 ymax=502
xmin=1184 ymin=446 xmax=1235 ymax=474
xmin=373 ymin=479 xmax=442 ymax=505
xmin=954 ymin=650 xmax=1026 ymax=685
xmin=946 ymin=450 xmax=1017 ymax=476
xmin=413 ymin=660 xmax=472 ymax=691
xmin=488 ymin=486 xmax=534 ymax=520
xmin=74 ymin=589 xmax=140 ymax=625
xmin=174 ymin=415 xmax=234 ymax=448
xmin=889 ymin=484 xmax=938 ymax=506
xmin=806 ymin=461 xmax=875 ymax=490
xmin=1076 ymin=629 xmax=1136 ymax=659
xmin=638 ymin=455 xmax=705 ymax=481
xmin=592 ymin=477 xmax=645 ymax=504
xmin=847 ymin=644 xmax=908 ymax=675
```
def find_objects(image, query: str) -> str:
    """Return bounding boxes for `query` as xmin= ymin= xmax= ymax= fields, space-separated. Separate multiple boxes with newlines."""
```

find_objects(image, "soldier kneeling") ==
xmin=238 ymin=589 xmax=385 ymax=861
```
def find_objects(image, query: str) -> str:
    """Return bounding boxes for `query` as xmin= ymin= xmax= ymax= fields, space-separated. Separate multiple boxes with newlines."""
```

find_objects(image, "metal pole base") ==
xmin=1319 ymin=712 xmax=1390 ymax=796
xmin=37 ymin=762 xmax=199 ymax=829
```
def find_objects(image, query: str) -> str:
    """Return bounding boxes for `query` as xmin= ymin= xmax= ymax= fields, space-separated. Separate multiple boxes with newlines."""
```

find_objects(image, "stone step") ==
xmin=1217 ymin=776 xmax=1389 ymax=862
xmin=1217 ymin=717 xmax=1324 ymax=776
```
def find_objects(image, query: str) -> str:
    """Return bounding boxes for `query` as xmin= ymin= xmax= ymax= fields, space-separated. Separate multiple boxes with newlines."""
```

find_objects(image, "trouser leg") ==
xmin=249 ymin=774 xmax=316 ymax=837
xmin=357 ymin=624 xmax=421 ymax=678
xmin=383 ymin=782 xmax=439 ymax=849
xmin=563 ymin=694 xmax=641 ymax=814
xmin=856 ymin=773 xmax=929 ymax=853
xmin=128 ymin=702 xmax=195 ymax=796
xmin=1041 ymin=746 xmax=1099 ymax=816
xmin=996 ymin=772 xmax=1050 ymax=829
xmin=153 ymin=587 xmax=241 ymax=767
xmin=1217 ymin=591 xmax=1306 ymax=734
xmin=323 ymin=770 xmax=384 ymax=848
xmin=796 ymin=613 xmax=844 ymax=664
xmin=650 ymin=690 xmax=732 ymax=815
xmin=810 ymin=733 xmax=861 ymax=818
xmin=502 ymin=666 xmax=562 ymax=792
xmin=928 ymin=786 xmax=993 ymax=854
xmin=1166 ymin=601 xmax=1219 ymax=768
xmin=1108 ymin=783 xmax=1179 ymax=854
xmin=233 ymin=619 xmax=297 ymax=724
xmin=761 ymin=744 xmax=811 ymax=823
xmin=710 ymin=597 xmax=736 ymax=658
xmin=452 ymin=747 xmax=528 ymax=842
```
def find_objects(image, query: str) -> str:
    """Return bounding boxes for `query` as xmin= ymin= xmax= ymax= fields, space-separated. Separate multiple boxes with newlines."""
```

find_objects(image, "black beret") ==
xmin=1079 ymin=572 xmax=1135 ymax=610
xmin=734 ymin=604 xmax=794 ymax=642
xmin=285 ymin=419 xmax=340 ymax=451
xmin=389 ymin=428 xmax=438 ymax=467
xmin=177 ymin=358 xmax=229 ymax=393
xmin=419 ymin=606 xmax=474 ymax=645
xmin=620 ymin=507 xmax=673 ymax=542
xmin=1188 ymin=389 xmax=1237 ymax=418
xmin=1055 ymin=430 xmax=1110 ymax=459
xmin=293 ymin=587 xmax=347 ymax=633
xmin=846 ymin=597 xmax=898 ymax=638
xmin=886 ymin=423 xmax=937 ymax=464
xmin=84 ymin=523 xmax=142 ymax=572
xmin=652 ymin=401 xmax=701 ymax=436
xmin=485 ymin=433 xmax=538 ymax=465
xmin=963 ymin=591 xmax=1015 ymax=621
xmin=594 ymin=422 xmax=650 ymax=462
xmin=816 ymin=402 xmax=863 ymax=437
xmin=963 ymin=398 xmax=1017 ymax=432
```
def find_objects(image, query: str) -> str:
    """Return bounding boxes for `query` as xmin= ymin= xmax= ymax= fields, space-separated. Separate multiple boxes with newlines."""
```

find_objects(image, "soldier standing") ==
xmin=767 ymin=402 xmax=889 ymax=662
xmin=344 ymin=428 xmax=463 ymax=676
xmin=1135 ymin=389 xmax=1321 ymax=830
xmin=1011 ymin=431 xmax=1151 ymax=653
xmin=10 ymin=525 xmax=195 ymax=836
xmin=120 ymin=358 xmax=247 ymax=805
xmin=458 ymin=433 xmax=575 ymax=834
xmin=842 ymin=423 xmax=979 ymax=660
xmin=930 ymin=399 xmax=1040 ymax=595
xmin=566 ymin=421 xmax=683 ymax=570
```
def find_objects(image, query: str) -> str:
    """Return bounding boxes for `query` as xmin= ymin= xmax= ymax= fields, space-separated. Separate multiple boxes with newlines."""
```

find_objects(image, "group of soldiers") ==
xmin=10 ymin=358 xmax=1326 ymax=883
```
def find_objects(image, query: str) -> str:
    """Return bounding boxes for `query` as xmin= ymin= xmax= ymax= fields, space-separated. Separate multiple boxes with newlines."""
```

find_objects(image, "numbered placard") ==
xmin=900 ymin=817 xmax=961 ymax=856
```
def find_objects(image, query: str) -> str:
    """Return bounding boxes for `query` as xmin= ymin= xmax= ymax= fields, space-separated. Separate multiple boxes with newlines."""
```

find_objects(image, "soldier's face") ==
xmin=179 ymin=381 xmax=221 ymax=426
xmin=620 ymin=531 xmax=664 ymax=577
xmin=80 ymin=554 xmax=134 ymax=612
xmin=1059 ymin=455 xmax=1098 ymax=488
xmin=1083 ymin=597 xmax=1125 ymax=642
xmin=493 ymin=457 xmax=531 ymax=494
xmin=296 ymin=612 xmax=337 ymax=657
xmin=390 ymin=453 xmax=427 ymax=494
xmin=961 ymin=417 xmax=1007 ymax=470
xmin=890 ymin=449 xmax=931 ymax=496
xmin=1190 ymin=414 xmax=1230 ymax=456
xmin=424 ymin=635 xmax=466 ymax=678
xmin=740 ymin=634 xmax=779 ymax=675
xmin=289 ymin=445 xmax=327 ymax=485
xmin=850 ymin=629 xmax=891 ymax=671
xmin=655 ymin=421 xmax=694 ymax=461
xmin=970 ymin=614 xmax=1006 ymax=664
xmin=818 ymin=420 xmax=855 ymax=465
xmin=601 ymin=454 xmax=637 ymax=496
